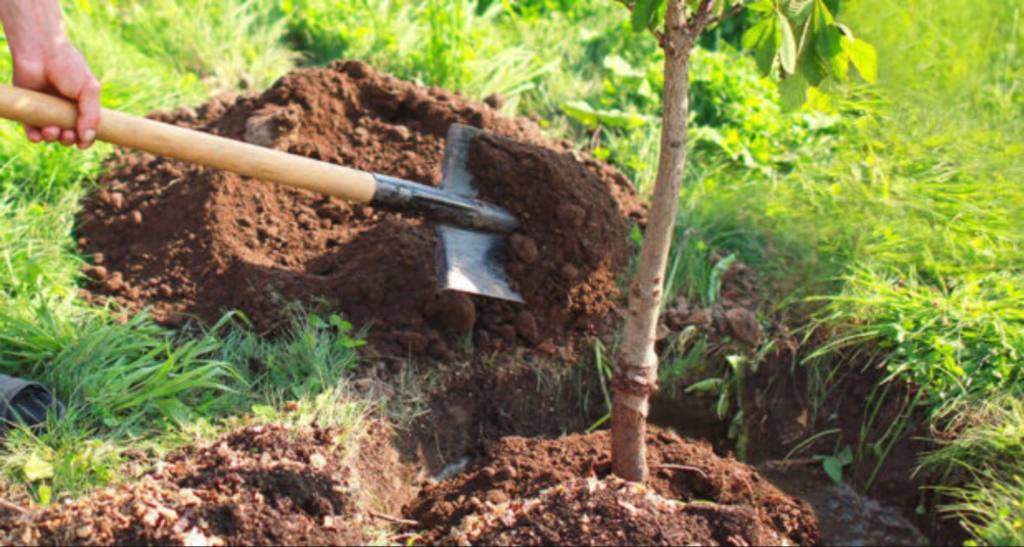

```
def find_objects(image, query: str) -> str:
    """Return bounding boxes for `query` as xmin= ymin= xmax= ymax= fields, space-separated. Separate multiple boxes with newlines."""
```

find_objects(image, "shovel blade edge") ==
xmin=435 ymin=224 xmax=524 ymax=303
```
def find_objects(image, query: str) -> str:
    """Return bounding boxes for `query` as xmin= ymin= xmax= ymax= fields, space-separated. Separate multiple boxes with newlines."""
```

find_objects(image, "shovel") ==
xmin=0 ymin=85 xmax=523 ymax=303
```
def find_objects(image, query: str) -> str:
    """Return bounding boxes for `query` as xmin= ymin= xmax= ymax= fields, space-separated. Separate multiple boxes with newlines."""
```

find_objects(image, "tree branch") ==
xmin=615 ymin=0 xmax=666 ymax=44
xmin=703 ymin=1 xmax=750 ymax=30
xmin=689 ymin=0 xmax=718 ymax=33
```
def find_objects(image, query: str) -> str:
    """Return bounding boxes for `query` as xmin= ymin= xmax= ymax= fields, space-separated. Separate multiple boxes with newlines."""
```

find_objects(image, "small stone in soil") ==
xmin=683 ymin=308 xmax=713 ymax=329
xmin=484 ymin=93 xmax=506 ymax=109
xmin=556 ymin=203 xmax=586 ymax=227
xmin=386 ymin=124 xmax=411 ymax=141
xmin=103 ymin=272 xmax=125 ymax=292
xmin=509 ymin=234 xmax=539 ymax=264
xmin=496 ymin=324 xmax=518 ymax=344
xmin=515 ymin=310 xmax=540 ymax=344
xmin=725 ymin=307 xmax=763 ymax=346
xmin=83 ymin=265 xmax=108 ymax=281
xmin=426 ymin=291 xmax=477 ymax=333
xmin=109 ymin=192 xmax=125 ymax=210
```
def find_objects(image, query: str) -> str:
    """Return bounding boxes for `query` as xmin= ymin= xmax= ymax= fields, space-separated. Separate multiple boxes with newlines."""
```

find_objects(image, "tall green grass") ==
xmin=921 ymin=397 xmax=1024 ymax=545
xmin=280 ymin=0 xmax=556 ymax=109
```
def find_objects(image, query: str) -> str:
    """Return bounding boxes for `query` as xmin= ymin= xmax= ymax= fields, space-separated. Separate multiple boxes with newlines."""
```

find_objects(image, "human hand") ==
xmin=0 ymin=0 xmax=100 ymax=148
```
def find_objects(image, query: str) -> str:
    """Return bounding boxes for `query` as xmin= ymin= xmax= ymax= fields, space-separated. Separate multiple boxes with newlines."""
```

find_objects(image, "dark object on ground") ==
xmin=0 ymin=374 xmax=63 ymax=432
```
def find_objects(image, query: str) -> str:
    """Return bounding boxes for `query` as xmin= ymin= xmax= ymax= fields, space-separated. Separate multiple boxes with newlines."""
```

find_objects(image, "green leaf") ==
xmin=716 ymin=388 xmax=732 ymax=420
xmin=816 ymin=23 xmax=843 ymax=61
xmin=561 ymin=100 xmax=654 ymax=129
xmin=837 ymin=445 xmax=854 ymax=465
xmin=777 ymin=12 xmax=797 ymax=75
xmin=842 ymin=36 xmax=878 ymax=83
xmin=778 ymin=73 xmax=809 ymax=111
xmin=812 ymin=0 xmax=835 ymax=29
xmin=782 ymin=0 xmax=813 ymax=22
xmin=742 ymin=17 xmax=781 ymax=76
xmin=23 ymin=454 xmax=54 ymax=482
xmin=685 ymin=377 xmax=724 ymax=394
xmin=603 ymin=55 xmax=644 ymax=79
xmin=251 ymin=403 xmax=276 ymax=421
xmin=631 ymin=0 xmax=663 ymax=32
xmin=37 ymin=483 xmax=52 ymax=506
xmin=822 ymin=456 xmax=843 ymax=483
xmin=798 ymin=49 xmax=827 ymax=86
xmin=726 ymin=354 xmax=749 ymax=373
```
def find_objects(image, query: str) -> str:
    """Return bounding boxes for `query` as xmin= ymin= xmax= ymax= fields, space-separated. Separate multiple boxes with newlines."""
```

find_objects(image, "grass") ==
xmin=920 ymin=396 xmax=1024 ymax=545
xmin=0 ymin=0 xmax=1019 ymax=543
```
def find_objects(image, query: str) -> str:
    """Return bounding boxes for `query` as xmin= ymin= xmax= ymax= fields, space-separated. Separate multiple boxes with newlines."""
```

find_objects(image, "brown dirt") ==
xmin=469 ymin=132 xmax=642 ymax=343
xmin=405 ymin=426 xmax=818 ymax=545
xmin=77 ymin=60 xmax=643 ymax=357
xmin=2 ymin=423 xmax=406 ymax=546
xmin=445 ymin=476 xmax=787 ymax=546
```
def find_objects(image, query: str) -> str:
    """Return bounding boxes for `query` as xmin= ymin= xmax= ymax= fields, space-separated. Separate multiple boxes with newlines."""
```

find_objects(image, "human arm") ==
xmin=0 ymin=0 xmax=99 ymax=148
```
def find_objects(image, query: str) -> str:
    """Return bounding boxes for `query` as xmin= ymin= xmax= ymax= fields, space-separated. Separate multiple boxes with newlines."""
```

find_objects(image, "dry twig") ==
xmin=367 ymin=509 xmax=420 ymax=527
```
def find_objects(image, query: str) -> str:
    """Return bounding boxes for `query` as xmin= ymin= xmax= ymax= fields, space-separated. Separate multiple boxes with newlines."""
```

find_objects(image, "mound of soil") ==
xmin=446 ymin=476 xmax=785 ymax=546
xmin=3 ymin=424 xmax=370 ymax=545
xmin=405 ymin=427 xmax=818 ymax=545
xmin=77 ymin=60 xmax=643 ymax=357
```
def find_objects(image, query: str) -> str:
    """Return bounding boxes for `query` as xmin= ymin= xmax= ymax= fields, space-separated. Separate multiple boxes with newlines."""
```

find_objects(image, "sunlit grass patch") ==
xmin=921 ymin=397 xmax=1024 ymax=545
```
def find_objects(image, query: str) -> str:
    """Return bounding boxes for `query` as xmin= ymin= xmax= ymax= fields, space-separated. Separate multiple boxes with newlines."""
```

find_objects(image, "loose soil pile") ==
xmin=77 ymin=60 xmax=643 ymax=357
xmin=405 ymin=427 xmax=818 ymax=545
xmin=2 ymin=424 xmax=374 ymax=545
xmin=445 ymin=476 xmax=786 ymax=546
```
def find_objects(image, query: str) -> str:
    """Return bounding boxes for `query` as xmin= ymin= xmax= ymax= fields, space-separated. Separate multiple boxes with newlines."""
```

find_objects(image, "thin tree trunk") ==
xmin=611 ymin=0 xmax=694 ymax=482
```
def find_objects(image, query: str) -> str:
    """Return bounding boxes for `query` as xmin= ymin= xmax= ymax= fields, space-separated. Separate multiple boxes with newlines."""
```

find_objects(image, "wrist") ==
xmin=0 ymin=0 xmax=67 ymax=59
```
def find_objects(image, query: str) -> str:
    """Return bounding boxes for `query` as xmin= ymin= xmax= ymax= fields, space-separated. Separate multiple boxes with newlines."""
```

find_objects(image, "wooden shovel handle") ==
xmin=0 ymin=84 xmax=377 ymax=203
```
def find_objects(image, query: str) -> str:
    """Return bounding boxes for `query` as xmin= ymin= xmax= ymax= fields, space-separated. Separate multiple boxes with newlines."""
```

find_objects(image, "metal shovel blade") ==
xmin=434 ymin=124 xmax=524 ymax=303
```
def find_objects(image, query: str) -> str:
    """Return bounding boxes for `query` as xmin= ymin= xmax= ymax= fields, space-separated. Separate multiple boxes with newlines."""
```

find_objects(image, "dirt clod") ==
xmin=508 ymin=233 xmax=539 ymax=264
xmin=102 ymin=272 xmax=125 ymax=293
xmin=514 ymin=310 xmax=540 ymax=345
xmin=425 ymin=291 xmax=477 ymax=334
xmin=725 ymin=307 xmax=762 ymax=347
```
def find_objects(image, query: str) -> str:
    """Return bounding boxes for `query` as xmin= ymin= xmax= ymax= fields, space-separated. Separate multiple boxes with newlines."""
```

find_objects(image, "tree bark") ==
xmin=611 ymin=0 xmax=694 ymax=482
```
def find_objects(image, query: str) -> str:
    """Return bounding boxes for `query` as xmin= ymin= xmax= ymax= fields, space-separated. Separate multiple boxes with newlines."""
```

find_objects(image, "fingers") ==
xmin=40 ymin=126 xmax=61 ymax=143
xmin=12 ymin=46 xmax=101 ymax=148
xmin=48 ymin=48 xmax=101 ymax=149
xmin=23 ymin=125 xmax=42 ymax=143
xmin=75 ymin=78 xmax=101 ymax=149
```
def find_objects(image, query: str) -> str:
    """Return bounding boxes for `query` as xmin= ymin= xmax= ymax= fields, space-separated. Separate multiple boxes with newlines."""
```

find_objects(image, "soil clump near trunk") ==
xmin=1 ymin=423 xmax=387 ymax=545
xmin=405 ymin=426 xmax=818 ymax=545
xmin=77 ymin=60 xmax=643 ymax=358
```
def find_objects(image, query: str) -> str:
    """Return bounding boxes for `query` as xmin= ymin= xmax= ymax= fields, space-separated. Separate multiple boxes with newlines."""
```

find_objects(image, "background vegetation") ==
xmin=0 ymin=0 xmax=1019 ymax=543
